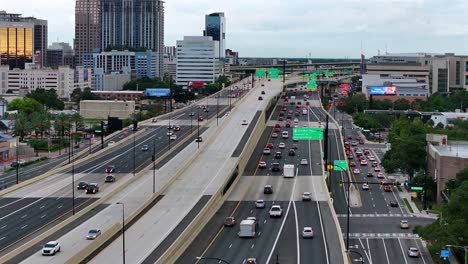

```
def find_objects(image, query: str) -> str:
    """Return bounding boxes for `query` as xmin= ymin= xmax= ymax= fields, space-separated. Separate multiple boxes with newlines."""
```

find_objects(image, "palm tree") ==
xmin=31 ymin=112 xmax=51 ymax=139
xmin=13 ymin=113 xmax=31 ymax=141
xmin=53 ymin=114 xmax=70 ymax=154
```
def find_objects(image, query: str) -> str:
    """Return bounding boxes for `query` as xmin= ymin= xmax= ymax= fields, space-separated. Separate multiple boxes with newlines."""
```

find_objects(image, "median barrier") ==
xmin=0 ymin=128 xmax=147 ymax=197
xmin=64 ymin=223 xmax=121 ymax=264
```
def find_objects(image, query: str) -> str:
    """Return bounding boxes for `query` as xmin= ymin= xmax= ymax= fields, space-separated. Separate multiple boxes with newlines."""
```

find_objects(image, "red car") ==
xmin=266 ymin=143 xmax=274 ymax=149
xmin=223 ymin=217 xmax=236 ymax=227
xmin=374 ymin=167 xmax=381 ymax=172
xmin=347 ymin=135 xmax=353 ymax=140
xmin=197 ymin=116 xmax=204 ymax=121
xmin=384 ymin=186 xmax=392 ymax=192
xmin=258 ymin=161 xmax=267 ymax=168
xmin=285 ymin=122 xmax=291 ymax=128
xmin=349 ymin=162 xmax=356 ymax=167
xmin=275 ymin=123 xmax=281 ymax=128
xmin=271 ymin=163 xmax=281 ymax=172
xmin=274 ymin=127 xmax=281 ymax=132
xmin=367 ymin=172 xmax=374 ymax=177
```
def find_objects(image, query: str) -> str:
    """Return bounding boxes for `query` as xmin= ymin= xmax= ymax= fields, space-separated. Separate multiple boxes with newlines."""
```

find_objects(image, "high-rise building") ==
xmin=100 ymin=0 xmax=164 ymax=77
xmin=204 ymin=12 xmax=225 ymax=59
xmin=0 ymin=11 xmax=47 ymax=69
xmin=176 ymin=36 xmax=220 ymax=87
xmin=75 ymin=0 xmax=102 ymax=65
xmin=46 ymin=42 xmax=75 ymax=69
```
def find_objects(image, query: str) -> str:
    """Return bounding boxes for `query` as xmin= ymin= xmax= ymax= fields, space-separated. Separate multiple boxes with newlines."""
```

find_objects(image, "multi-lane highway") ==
xmin=0 ymin=84 xmax=245 ymax=259
xmin=179 ymin=87 xmax=343 ymax=263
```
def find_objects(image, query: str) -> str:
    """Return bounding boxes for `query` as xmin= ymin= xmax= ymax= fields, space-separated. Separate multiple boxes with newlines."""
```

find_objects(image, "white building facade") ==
xmin=176 ymin=36 xmax=220 ymax=87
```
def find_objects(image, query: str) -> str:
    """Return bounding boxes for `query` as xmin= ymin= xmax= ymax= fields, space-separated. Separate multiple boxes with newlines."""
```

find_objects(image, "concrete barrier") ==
xmin=64 ymin=223 xmax=121 ymax=264
xmin=0 ymin=128 xmax=147 ymax=197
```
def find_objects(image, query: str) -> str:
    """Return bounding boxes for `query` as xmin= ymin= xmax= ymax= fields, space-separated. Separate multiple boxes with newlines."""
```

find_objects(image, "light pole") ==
xmin=133 ymin=130 xmax=136 ymax=176
xmin=216 ymin=95 xmax=219 ymax=126
xmin=15 ymin=136 xmax=19 ymax=184
xmin=152 ymin=136 xmax=156 ymax=194
xmin=334 ymin=164 xmax=351 ymax=251
xmin=70 ymin=123 xmax=75 ymax=215
xmin=197 ymin=109 xmax=200 ymax=149
xmin=196 ymin=257 xmax=231 ymax=264
xmin=117 ymin=202 xmax=126 ymax=264
xmin=190 ymin=114 xmax=193 ymax=134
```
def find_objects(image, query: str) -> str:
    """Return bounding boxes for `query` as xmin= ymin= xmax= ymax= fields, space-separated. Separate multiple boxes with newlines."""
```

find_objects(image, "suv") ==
xmin=86 ymin=183 xmax=99 ymax=194
xmin=264 ymin=185 xmax=273 ymax=194
xmin=105 ymin=175 xmax=115 ymax=183
xmin=77 ymin=182 xmax=88 ymax=190
xmin=407 ymin=247 xmax=420 ymax=258
xmin=42 ymin=241 xmax=60 ymax=256
xmin=269 ymin=205 xmax=283 ymax=218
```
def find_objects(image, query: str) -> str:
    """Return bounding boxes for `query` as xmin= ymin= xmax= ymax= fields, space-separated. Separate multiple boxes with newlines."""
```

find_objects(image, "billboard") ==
xmin=188 ymin=81 xmax=205 ymax=88
xmin=145 ymin=88 xmax=171 ymax=97
xmin=370 ymin=86 xmax=397 ymax=95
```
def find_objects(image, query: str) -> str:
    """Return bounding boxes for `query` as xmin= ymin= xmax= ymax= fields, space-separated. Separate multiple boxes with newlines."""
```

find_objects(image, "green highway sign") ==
xmin=255 ymin=69 xmax=265 ymax=77
xmin=411 ymin=186 xmax=424 ymax=191
xmin=293 ymin=127 xmax=323 ymax=140
xmin=95 ymin=129 xmax=102 ymax=133
xmin=333 ymin=160 xmax=348 ymax=171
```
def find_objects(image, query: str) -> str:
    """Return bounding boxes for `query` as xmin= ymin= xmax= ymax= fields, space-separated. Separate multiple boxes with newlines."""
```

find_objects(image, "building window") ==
xmin=456 ymin=61 xmax=460 ymax=85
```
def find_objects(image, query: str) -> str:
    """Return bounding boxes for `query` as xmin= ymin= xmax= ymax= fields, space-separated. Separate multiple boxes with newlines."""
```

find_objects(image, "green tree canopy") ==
xmin=26 ymin=88 xmax=64 ymax=110
xmin=71 ymin=87 xmax=100 ymax=104
xmin=7 ymin=97 xmax=43 ymax=114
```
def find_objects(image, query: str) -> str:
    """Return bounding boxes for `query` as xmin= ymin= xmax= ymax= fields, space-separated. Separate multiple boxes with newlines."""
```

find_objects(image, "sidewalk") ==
xmin=397 ymin=186 xmax=438 ymax=219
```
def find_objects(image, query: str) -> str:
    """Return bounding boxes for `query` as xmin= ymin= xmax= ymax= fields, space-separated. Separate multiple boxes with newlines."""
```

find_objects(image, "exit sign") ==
xmin=95 ymin=129 xmax=102 ymax=133
xmin=411 ymin=186 xmax=423 ymax=191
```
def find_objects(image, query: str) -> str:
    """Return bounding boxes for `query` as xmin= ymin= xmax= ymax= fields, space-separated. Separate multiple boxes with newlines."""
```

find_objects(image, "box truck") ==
xmin=238 ymin=219 xmax=256 ymax=237
xmin=283 ymin=164 xmax=295 ymax=178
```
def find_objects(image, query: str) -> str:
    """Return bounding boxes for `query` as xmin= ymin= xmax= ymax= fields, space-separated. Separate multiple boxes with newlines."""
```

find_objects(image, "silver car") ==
xmin=302 ymin=227 xmax=314 ymax=238
xmin=400 ymin=220 xmax=409 ymax=229
xmin=86 ymin=228 xmax=101 ymax=240
xmin=302 ymin=192 xmax=312 ymax=201
xmin=300 ymin=159 xmax=308 ymax=165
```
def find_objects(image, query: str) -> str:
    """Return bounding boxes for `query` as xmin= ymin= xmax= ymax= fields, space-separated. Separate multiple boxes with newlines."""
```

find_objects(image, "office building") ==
xmin=426 ymin=134 xmax=468 ymax=203
xmin=75 ymin=0 xmax=102 ymax=65
xmin=0 ymin=11 xmax=47 ymax=69
xmin=204 ymin=12 xmax=225 ymax=59
xmin=163 ymin=46 xmax=176 ymax=79
xmin=175 ymin=36 xmax=220 ymax=87
xmin=100 ymin=0 xmax=164 ymax=77
xmin=92 ymin=50 xmax=158 ymax=90
xmin=361 ymin=74 xmax=429 ymax=101
xmin=225 ymin=49 xmax=239 ymax=65
xmin=0 ymin=65 xmax=92 ymax=100
xmin=46 ymin=42 xmax=75 ymax=69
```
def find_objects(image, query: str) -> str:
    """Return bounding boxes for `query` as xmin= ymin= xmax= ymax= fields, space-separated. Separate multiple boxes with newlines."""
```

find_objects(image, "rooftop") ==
xmin=433 ymin=143 xmax=468 ymax=159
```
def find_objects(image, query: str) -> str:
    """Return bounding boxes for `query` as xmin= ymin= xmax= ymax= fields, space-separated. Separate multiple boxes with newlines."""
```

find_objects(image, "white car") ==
xmin=368 ymin=156 xmax=376 ymax=161
xmin=170 ymin=134 xmax=177 ymax=140
xmin=86 ymin=228 xmax=101 ymax=240
xmin=302 ymin=192 xmax=312 ymax=201
xmin=400 ymin=220 xmax=409 ymax=229
xmin=300 ymin=159 xmax=308 ymax=165
xmin=282 ymin=131 xmax=289 ymax=139
xmin=166 ymin=131 xmax=173 ymax=136
xmin=269 ymin=205 xmax=283 ymax=218
xmin=42 ymin=241 xmax=60 ymax=256
xmin=302 ymin=227 xmax=314 ymax=238
xmin=407 ymin=247 xmax=420 ymax=258
xmin=242 ymin=120 xmax=248 ymax=125
xmin=377 ymin=172 xmax=385 ymax=178
xmin=362 ymin=183 xmax=369 ymax=190
xmin=108 ymin=141 xmax=115 ymax=146
xmin=278 ymin=142 xmax=286 ymax=149
xmin=18 ymin=159 xmax=26 ymax=165
xmin=353 ymin=168 xmax=361 ymax=174
xmin=263 ymin=148 xmax=271 ymax=155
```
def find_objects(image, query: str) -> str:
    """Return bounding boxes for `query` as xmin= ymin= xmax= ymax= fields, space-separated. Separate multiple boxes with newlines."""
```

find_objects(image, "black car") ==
xmin=268 ymin=79 xmax=271 ymax=81
xmin=86 ymin=183 xmax=99 ymax=194
xmin=389 ymin=201 xmax=399 ymax=207
xmin=288 ymin=150 xmax=296 ymax=156
xmin=10 ymin=161 xmax=18 ymax=168
xmin=261 ymin=84 xmax=265 ymax=87
xmin=77 ymin=181 xmax=88 ymax=190
xmin=274 ymin=152 xmax=282 ymax=159
xmin=105 ymin=165 xmax=115 ymax=174
xmin=105 ymin=175 xmax=115 ymax=183
xmin=264 ymin=185 xmax=273 ymax=194
xmin=195 ymin=136 xmax=203 ymax=142
xmin=261 ymin=91 xmax=265 ymax=95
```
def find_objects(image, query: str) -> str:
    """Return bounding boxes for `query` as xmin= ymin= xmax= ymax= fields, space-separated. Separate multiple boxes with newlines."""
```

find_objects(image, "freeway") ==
xmin=179 ymin=87 xmax=343 ymax=264
xmin=0 ymin=84 xmax=244 ymax=258
xmin=312 ymin=90 xmax=435 ymax=263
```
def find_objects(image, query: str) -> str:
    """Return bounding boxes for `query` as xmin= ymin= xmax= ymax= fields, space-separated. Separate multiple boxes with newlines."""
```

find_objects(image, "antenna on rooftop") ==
xmin=385 ymin=44 xmax=388 ymax=55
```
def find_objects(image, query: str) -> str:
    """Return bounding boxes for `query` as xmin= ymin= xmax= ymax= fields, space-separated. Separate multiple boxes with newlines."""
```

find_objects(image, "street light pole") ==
xmin=15 ymin=136 xmax=19 ymax=184
xmin=216 ymin=95 xmax=219 ymax=126
xmin=197 ymin=109 xmax=200 ymax=149
xmin=71 ymin=123 xmax=75 ymax=215
xmin=152 ymin=137 xmax=156 ymax=194
xmin=132 ymin=131 xmax=136 ymax=176
xmin=117 ymin=202 xmax=126 ymax=264
xmin=335 ymin=164 xmax=351 ymax=251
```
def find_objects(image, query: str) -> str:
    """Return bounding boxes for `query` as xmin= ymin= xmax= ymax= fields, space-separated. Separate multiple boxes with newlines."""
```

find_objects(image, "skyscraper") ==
xmin=100 ymin=0 xmax=164 ymax=77
xmin=0 ymin=11 xmax=47 ymax=69
xmin=204 ymin=12 xmax=225 ymax=59
xmin=75 ymin=0 xmax=102 ymax=65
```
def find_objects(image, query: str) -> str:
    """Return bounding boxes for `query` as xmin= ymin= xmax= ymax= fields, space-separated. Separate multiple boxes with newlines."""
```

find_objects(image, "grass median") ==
xmin=403 ymin=198 xmax=414 ymax=213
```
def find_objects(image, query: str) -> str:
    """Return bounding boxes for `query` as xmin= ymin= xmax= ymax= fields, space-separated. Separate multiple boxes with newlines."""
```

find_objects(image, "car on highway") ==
xmin=255 ymin=200 xmax=265 ymax=209
xmin=264 ymin=185 xmax=273 ymax=194
xmin=273 ymin=127 xmax=281 ymax=132
xmin=42 ymin=241 xmax=60 ymax=256
xmin=300 ymin=159 xmax=308 ymax=165
xmin=275 ymin=123 xmax=281 ymax=128
xmin=360 ymin=160 xmax=368 ymax=166
xmin=195 ymin=136 xmax=203 ymax=142
xmin=105 ymin=175 xmax=115 ymax=183
xmin=269 ymin=205 xmax=283 ymax=218
xmin=204 ymin=107 xmax=209 ymax=112
xmin=243 ymin=258 xmax=257 ymax=264
xmin=224 ymin=217 xmax=236 ymax=227
xmin=279 ymin=111 xmax=285 ymax=117
xmin=170 ymin=134 xmax=177 ymax=140
xmin=353 ymin=168 xmax=360 ymax=174
xmin=377 ymin=172 xmax=385 ymax=178
xmin=86 ymin=228 xmax=101 ymax=240
xmin=278 ymin=142 xmax=286 ymax=149
xmin=349 ymin=162 xmax=356 ymax=167
xmin=384 ymin=185 xmax=392 ymax=192
xmin=351 ymin=141 xmax=358 ymax=146
xmin=274 ymin=152 xmax=282 ymax=159
xmin=407 ymin=247 xmax=420 ymax=258
xmin=86 ymin=183 xmax=99 ymax=194
xmin=282 ymin=131 xmax=289 ymax=139
xmin=400 ymin=220 xmax=409 ymax=229
xmin=263 ymin=148 xmax=271 ymax=155
xmin=302 ymin=192 xmax=312 ymax=201
xmin=258 ymin=96 xmax=263 ymax=100
xmin=261 ymin=91 xmax=265 ymax=95
xmin=105 ymin=165 xmax=115 ymax=174
xmin=359 ymin=139 xmax=364 ymax=144
xmin=108 ymin=141 xmax=115 ymax=146
xmin=288 ymin=149 xmax=296 ymax=156
xmin=293 ymin=118 xmax=299 ymax=123
xmin=266 ymin=143 xmax=274 ymax=149
xmin=271 ymin=133 xmax=278 ymax=138
xmin=380 ymin=180 xmax=389 ymax=185
xmin=367 ymin=172 xmax=374 ymax=177
xmin=348 ymin=154 xmax=354 ymax=159
xmin=189 ymin=112 xmax=195 ymax=116
xmin=197 ymin=116 xmax=204 ymax=121
xmin=302 ymin=227 xmax=314 ymax=238
xmin=258 ymin=161 xmax=267 ymax=168
xmin=77 ymin=182 xmax=88 ymax=190
xmin=10 ymin=161 xmax=19 ymax=168
xmin=242 ymin=120 xmax=248 ymax=125
xmin=347 ymin=135 xmax=353 ymax=140
xmin=141 ymin=145 xmax=149 ymax=151
xmin=285 ymin=122 xmax=291 ymax=128
xmin=368 ymin=156 xmax=376 ymax=161
xmin=174 ymin=126 xmax=180 ymax=131
xmin=374 ymin=167 xmax=382 ymax=172
xmin=362 ymin=183 xmax=370 ymax=190
xmin=371 ymin=161 xmax=378 ymax=167
xmin=291 ymin=144 xmax=298 ymax=149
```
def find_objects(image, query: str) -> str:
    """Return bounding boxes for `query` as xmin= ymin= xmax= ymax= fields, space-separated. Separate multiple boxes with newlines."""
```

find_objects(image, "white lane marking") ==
xmin=358 ymin=238 xmax=372 ymax=264
xmin=0 ymin=237 xmax=5 ymax=241
xmin=258 ymin=232 xmax=261 ymax=236
xmin=367 ymin=238 xmax=373 ymax=264
xmin=382 ymin=238 xmax=390 ymax=264
xmin=416 ymin=239 xmax=427 ymax=264
xmin=292 ymin=201 xmax=300 ymax=264
xmin=306 ymin=110 xmax=330 ymax=264
xmin=391 ymin=188 xmax=405 ymax=215
xmin=40 ymin=214 xmax=46 ymax=218
xmin=0 ymin=225 xmax=6 ymax=229
xmin=40 ymin=205 xmax=45 ymax=209
xmin=229 ymin=244 xmax=232 ymax=249
xmin=21 ymin=214 xmax=27 ymax=218
xmin=266 ymin=176 xmax=298 ymax=263
xmin=21 ymin=225 xmax=28 ymax=229
xmin=58 ymin=204 xmax=63 ymax=209
xmin=251 ymin=244 xmax=255 ymax=249
xmin=397 ymin=238 xmax=409 ymax=264
xmin=263 ymin=220 xmax=267 ymax=224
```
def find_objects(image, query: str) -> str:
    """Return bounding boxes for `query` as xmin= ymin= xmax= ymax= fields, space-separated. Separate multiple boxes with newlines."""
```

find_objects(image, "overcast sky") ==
xmin=2 ymin=0 xmax=468 ymax=58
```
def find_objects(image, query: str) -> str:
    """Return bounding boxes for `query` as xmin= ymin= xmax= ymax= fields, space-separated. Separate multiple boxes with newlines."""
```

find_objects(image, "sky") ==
xmin=1 ymin=0 xmax=468 ymax=58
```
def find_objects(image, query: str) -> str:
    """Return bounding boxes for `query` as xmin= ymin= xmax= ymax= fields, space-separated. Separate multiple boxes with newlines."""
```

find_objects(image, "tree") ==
xmin=337 ymin=95 xmax=367 ymax=114
xmin=71 ymin=87 xmax=100 ymax=104
xmin=393 ymin=98 xmax=411 ymax=110
xmin=13 ymin=112 xmax=31 ymax=141
xmin=7 ymin=98 xmax=43 ymax=114
xmin=31 ymin=112 xmax=51 ymax=139
xmin=123 ymin=77 xmax=169 ymax=91
xmin=26 ymin=88 xmax=64 ymax=110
